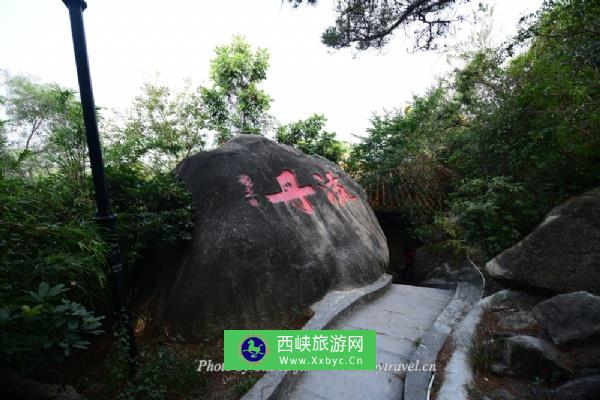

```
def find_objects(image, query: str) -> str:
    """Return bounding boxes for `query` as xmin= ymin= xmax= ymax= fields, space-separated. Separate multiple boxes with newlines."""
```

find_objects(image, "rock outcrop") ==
xmin=504 ymin=335 xmax=571 ymax=376
xmin=533 ymin=291 xmax=600 ymax=346
xmin=440 ymin=289 xmax=600 ymax=400
xmin=490 ymin=335 xmax=572 ymax=378
xmin=485 ymin=188 xmax=600 ymax=295
xmin=155 ymin=135 xmax=388 ymax=336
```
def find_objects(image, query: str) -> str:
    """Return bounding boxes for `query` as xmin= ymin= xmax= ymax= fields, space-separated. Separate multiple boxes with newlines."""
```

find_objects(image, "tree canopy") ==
xmin=289 ymin=0 xmax=470 ymax=50
xmin=200 ymin=36 xmax=272 ymax=144
xmin=276 ymin=114 xmax=348 ymax=163
xmin=112 ymin=82 xmax=207 ymax=171
xmin=347 ymin=0 xmax=600 ymax=256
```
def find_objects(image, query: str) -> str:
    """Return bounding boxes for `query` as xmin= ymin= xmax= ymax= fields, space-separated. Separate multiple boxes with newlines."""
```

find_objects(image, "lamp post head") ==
xmin=62 ymin=0 xmax=87 ymax=10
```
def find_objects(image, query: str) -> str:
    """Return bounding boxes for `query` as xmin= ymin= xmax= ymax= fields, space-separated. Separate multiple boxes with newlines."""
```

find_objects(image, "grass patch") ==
xmin=233 ymin=375 xmax=259 ymax=396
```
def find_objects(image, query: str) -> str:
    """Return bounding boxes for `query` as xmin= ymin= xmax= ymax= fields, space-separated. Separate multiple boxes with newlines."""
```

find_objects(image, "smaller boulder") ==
xmin=553 ymin=375 xmax=600 ymax=400
xmin=496 ymin=310 xmax=539 ymax=334
xmin=485 ymin=188 xmax=600 ymax=295
xmin=494 ymin=335 xmax=572 ymax=379
xmin=533 ymin=291 xmax=600 ymax=346
xmin=488 ymin=290 xmax=544 ymax=312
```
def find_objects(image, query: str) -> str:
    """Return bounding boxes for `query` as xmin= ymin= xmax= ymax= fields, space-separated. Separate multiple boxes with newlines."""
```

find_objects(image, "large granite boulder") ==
xmin=533 ymin=291 xmax=600 ymax=346
xmin=154 ymin=135 xmax=388 ymax=336
xmin=485 ymin=188 xmax=600 ymax=295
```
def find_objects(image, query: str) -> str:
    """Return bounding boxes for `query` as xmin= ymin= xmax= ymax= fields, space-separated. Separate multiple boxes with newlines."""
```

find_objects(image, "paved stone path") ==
xmin=285 ymin=284 xmax=454 ymax=400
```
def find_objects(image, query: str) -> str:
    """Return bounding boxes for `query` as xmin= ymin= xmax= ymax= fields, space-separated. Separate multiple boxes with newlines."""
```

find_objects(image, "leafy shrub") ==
xmin=105 ymin=164 xmax=195 ymax=267
xmin=105 ymin=335 xmax=198 ymax=400
xmin=0 ymin=176 xmax=108 ymax=308
xmin=450 ymin=177 xmax=539 ymax=256
xmin=0 ymin=165 xmax=193 ymax=374
xmin=0 ymin=282 xmax=103 ymax=372
xmin=412 ymin=213 xmax=475 ymax=258
xmin=0 ymin=165 xmax=194 ymax=304
xmin=0 ymin=68 xmax=194 ymax=380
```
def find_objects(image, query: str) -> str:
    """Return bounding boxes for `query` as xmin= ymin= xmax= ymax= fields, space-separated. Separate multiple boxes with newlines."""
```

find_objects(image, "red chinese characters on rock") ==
xmin=238 ymin=169 xmax=357 ymax=214
xmin=238 ymin=174 xmax=260 ymax=207
xmin=265 ymin=170 xmax=316 ymax=215
xmin=313 ymin=171 xmax=357 ymax=206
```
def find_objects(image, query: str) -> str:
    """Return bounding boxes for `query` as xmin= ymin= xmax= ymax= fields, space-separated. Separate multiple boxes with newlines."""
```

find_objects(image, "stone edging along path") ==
xmin=435 ymin=290 xmax=511 ymax=400
xmin=404 ymin=267 xmax=484 ymax=400
xmin=406 ymin=258 xmax=485 ymax=400
xmin=243 ymin=274 xmax=393 ymax=400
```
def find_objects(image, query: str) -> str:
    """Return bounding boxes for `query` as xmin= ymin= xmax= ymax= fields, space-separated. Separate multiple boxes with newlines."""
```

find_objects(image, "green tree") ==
xmin=449 ymin=1 xmax=600 ymax=212
xmin=0 ymin=71 xmax=196 ymax=375
xmin=347 ymin=87 xmax=460 ymax=217
xmin=348 ymin=0 xmax=600 ymax=257
xmin=112 ymin=81 xmax=207 ymax=170
xmin=201 ymin=36 xmax=271 ymax=144
xmin=276 ymin=114 xmax=347 ymax=163
xmin=45 ymin=92 xmax=89 ymax=188
xmin=0 ymin=74 xmax=97 ymax=187
xmin=0 ymin=74 xmax=70 ymax=174
xmin=448 ymin=177 xmax=538 ymax=256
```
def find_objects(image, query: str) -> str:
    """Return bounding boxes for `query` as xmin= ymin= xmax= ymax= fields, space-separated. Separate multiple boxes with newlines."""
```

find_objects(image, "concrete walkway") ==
xmin=285 ymin=284 xmax=454 ymax=400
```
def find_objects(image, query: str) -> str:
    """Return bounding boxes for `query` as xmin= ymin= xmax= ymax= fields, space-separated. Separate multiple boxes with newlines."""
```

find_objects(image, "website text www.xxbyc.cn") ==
xmin=278 ymin=355 xmax=364 ymax=368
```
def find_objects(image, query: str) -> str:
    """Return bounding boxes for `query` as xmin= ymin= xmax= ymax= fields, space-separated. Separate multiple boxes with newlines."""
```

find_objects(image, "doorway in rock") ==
xmin=375 ymin=211 xmax=419 ymax=284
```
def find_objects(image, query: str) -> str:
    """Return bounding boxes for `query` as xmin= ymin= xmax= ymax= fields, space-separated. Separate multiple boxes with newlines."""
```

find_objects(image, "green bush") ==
xmin=449 ymin=177 xmax=539 ymax=256
xmin=0 ymin=176 xmax=108 ymax=308
xmin=412 ymin=213 xmax=475 ymax=258
xmin=0 ymin=164 xmax=194 ymax=304
xmin=105 ymin=164 xmax=195 ymax=267
xmin=0 ymin=69 xmax=195 ymax=378
xmin=0 ymin=282 xmax=103 ymax=372
xmin=0 ymin=167 xmax=194 ymax=374
xmin=105 ymin=336 xmax=198 ymax=400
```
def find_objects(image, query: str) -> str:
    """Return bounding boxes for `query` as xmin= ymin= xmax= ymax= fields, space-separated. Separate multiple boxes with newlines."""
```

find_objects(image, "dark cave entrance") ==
xmin=375 ymin=211 xmax=419 ymax=283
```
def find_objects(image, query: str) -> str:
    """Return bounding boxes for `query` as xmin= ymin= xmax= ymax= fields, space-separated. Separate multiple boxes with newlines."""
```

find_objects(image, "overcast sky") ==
xmin=1 ymin=0 xmax=542 ymax=142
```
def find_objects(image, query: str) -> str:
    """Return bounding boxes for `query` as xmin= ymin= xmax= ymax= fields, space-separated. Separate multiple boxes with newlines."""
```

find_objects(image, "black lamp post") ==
xmin=62 ymin=0 xmax=137 ymax=361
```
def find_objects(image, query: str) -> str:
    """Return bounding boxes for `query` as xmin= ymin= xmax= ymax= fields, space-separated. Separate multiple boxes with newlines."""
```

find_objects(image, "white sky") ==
xmin=0 ymin=0 xmax=542 ymax=143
